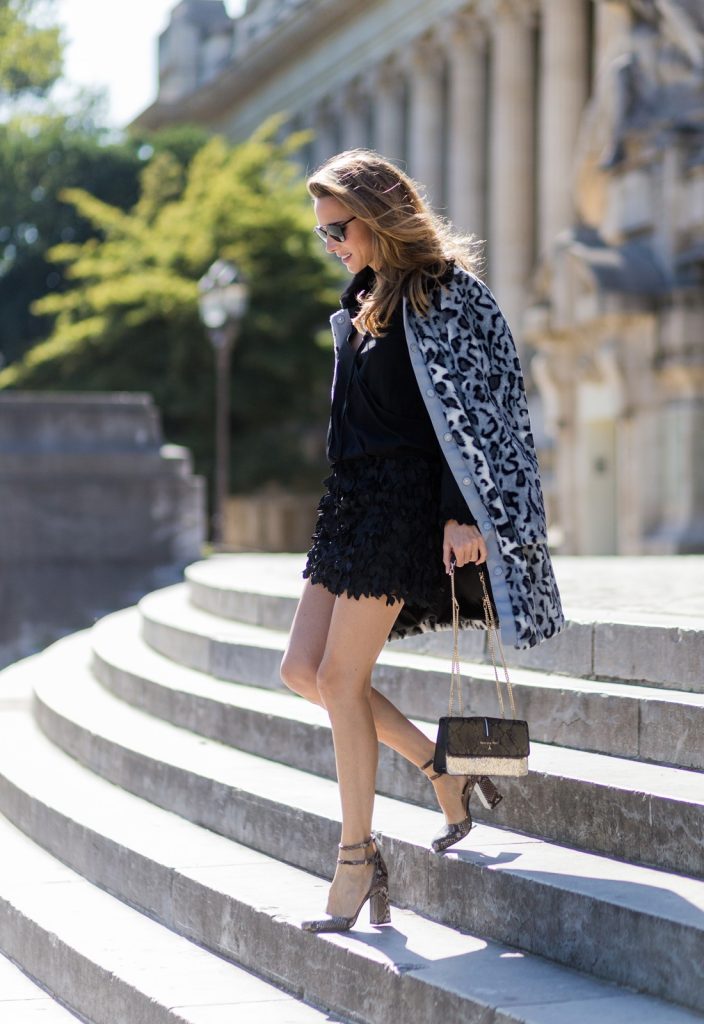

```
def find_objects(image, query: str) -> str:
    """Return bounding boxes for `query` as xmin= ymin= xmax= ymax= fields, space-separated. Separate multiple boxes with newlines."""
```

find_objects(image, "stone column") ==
xmin=405 ymin=34 xmax=445 ymax=208
xmin=341 ymin=79 xmax=370 ymax=152
xmin=311 ymin=99 xmax=339 ymax=168
xmin=652 ymin=303 xmax=704 ymax=553
xmin=441 ymin=12 xmax=488 ymax=236
xmin=488 ymin=0 xmax=537 ymax=337
xmin=532 ymin=347 xmax=577 ymax=551
xmin=538 ymin=0 xmax=589 ymax=256
xmin=371 ymin=61 xmax=406 ymax=165
xmin=593 ymin=0 xmax=632 ymax=81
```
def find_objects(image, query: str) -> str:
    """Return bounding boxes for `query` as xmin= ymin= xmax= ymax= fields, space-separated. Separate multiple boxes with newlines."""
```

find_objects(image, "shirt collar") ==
xmin=340 ymin=265 xmax=376 ymax=312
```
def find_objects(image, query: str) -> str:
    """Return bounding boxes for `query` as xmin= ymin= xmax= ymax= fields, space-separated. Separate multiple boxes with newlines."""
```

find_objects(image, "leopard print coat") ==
xmin=404 ymin=265 xmax=564 ymax=649
xmin=328 ymin=265 xmax=565 ymax=649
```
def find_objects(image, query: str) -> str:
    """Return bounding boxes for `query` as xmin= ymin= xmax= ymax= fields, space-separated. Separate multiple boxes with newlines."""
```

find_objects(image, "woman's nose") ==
xmin=325 ymin=236 xmax=337 ymax=254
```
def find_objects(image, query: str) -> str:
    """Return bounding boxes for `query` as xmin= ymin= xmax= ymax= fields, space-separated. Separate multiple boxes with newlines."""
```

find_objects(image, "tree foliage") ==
xmin=0 ymin=119 xmax=344 ymax=494
xmin=0 ymin=114 xmax=210 ymax=365
xmin=0 ymin=114 xmax=140 ymax=363
xmin=0 ymin=0 xmax=62 ymax=101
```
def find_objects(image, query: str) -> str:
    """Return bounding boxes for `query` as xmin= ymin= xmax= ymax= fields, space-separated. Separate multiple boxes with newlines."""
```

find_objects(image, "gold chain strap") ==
xmin=448 ymin=562 xmax=463 ymax=717
xmin=448 ymin=563 xmax=517 ymax=720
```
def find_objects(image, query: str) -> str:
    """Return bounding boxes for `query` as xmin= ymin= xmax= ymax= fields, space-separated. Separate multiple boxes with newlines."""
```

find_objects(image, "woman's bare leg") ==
xmin=313 ymin=591 xmax=401 ymax=918
xmin=281 ymin=580 xmax=470 ymax=827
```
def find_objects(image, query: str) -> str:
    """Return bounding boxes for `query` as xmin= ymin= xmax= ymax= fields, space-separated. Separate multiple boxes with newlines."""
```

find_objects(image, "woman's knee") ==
xmin=280 ymin=653 xmax=319 ymax=701
xmin=315 ymin=660 xmax=369 ymax=711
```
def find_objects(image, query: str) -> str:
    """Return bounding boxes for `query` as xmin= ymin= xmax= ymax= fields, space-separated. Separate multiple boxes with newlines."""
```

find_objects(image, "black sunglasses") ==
xmin=314 ymin=216 xmax=356 ymax=243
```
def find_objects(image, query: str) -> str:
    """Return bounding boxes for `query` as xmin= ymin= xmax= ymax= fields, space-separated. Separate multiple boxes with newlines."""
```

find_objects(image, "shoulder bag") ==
xmin=433 ymin=562 xmax=530 ymax=777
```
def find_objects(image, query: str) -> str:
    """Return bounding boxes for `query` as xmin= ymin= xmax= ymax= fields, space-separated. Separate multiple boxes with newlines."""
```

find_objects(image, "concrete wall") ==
xmin=0 ymin=392 xmax=206 ymax=668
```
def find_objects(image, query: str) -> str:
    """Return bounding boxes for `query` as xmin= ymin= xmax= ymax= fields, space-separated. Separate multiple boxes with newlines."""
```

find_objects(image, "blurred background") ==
xmin=1 ymin=0 xmax=703 ymax=664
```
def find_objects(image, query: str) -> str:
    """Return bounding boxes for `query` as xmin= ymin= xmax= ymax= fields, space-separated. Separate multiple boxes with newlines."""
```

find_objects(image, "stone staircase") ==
xmin=0 ymin=552 xmax=703 ymax=1023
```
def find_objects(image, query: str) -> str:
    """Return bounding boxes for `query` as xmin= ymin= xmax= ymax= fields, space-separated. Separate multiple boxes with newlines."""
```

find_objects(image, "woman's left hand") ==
xmin=443 ymin=520 xmax=487 ymax=574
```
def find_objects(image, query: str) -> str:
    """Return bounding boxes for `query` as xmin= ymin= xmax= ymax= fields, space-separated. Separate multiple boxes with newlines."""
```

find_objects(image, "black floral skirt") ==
xmin=303 ymin=451 xmax=496 ymax=640
xmin=303 ymin=453 xmax=453 ymax=636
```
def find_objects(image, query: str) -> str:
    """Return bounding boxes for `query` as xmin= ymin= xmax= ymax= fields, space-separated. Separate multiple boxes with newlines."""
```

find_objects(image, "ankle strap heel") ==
xmin=337 ymin=835 xmax=375 ymax=866
xmin=420 ymin=758 xmax=442 ymax=781
xmin=301 ymin=834 xmax=391 ymax=934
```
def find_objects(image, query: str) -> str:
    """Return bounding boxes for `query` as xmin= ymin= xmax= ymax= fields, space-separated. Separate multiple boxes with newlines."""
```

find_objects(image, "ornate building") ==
xmin=135 ymin=0 xmax=704 ymax=555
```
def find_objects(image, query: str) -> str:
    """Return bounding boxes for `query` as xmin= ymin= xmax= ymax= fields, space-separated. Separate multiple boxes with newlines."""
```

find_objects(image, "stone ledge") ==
xmin=0 ymin=812 xmax=341 ymax=1024
xmin=0 ymin=949 xmax=82 ymax=1022
xmin=91 ymin=611 xmax=704 ymax=877
xmin=0 ymin=391 xmax=162 ymax=452
xmin=0 ymin=699 xmax=702 ymax=1021
xmin=18 ymin=637 xmax=704 ymax=1009
xmin=135 ymin=589 xmax=704 ymax=771
xmin=185 ymin=554 xmax=704 ymax=689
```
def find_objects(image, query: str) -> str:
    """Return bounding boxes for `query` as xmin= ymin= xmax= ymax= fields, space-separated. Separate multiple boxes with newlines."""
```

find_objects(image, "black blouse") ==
xmin=327 ymin=266 xmax=475 ymax=526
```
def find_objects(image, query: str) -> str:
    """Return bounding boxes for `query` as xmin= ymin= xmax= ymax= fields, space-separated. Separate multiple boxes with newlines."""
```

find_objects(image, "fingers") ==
xmin=444 ymin=531 xmax=488 ymax=571
xmin=475 ymin=536 xmax=488 ymax=565
xmin=443 ymin=538 xmax=453 ymax=575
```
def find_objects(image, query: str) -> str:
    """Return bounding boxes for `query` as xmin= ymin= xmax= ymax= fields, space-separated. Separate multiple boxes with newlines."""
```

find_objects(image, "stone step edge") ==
xmin=0 ymin=811 xmax=341 ymax=1024
xmin=72 ymin=623 xmax=704 ymax=879
xmin=132 ymin=594 xmax=704 ymax=771
xmin=184 ymin=558 xmax=704 ymax=692
xmin=184 ymin=555 xmax=704 ymax=633
xmin=94 ymin=606 xmax=704 ymax=803
xmin=139 ymin=590 xmax=704 ymax=706
xmin=26 ymin=641 xmax=704 ymax=1011
xmin=0 ymin=949 xmax=84 ymax=1022
xmin=0 ymin=708 xmax=700 ymax=1024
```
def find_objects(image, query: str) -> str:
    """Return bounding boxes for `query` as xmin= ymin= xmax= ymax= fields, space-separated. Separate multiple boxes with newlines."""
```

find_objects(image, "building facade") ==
xmin=135 ymin=0 xmax=704 ymax=555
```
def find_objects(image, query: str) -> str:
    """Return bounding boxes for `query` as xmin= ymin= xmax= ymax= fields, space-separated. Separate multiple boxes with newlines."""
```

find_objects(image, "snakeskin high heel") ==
xmin=421 ymin=760 xmax=503 ymax=853
xmin=301 ymin=835 xmax=391 ymax=933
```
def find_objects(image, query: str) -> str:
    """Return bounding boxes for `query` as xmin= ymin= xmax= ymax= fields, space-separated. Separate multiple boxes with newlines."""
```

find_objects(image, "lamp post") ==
xmin=197 ymin=259 xmax=249 ymax=547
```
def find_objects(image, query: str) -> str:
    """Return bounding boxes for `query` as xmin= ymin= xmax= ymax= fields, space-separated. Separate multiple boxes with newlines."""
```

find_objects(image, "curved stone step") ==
xmin=184 ymin=554 xmax=704 ymax=691
xmin=138 ymin=585 xmax=704 ymax=773
xmin=23 ymin=633 xmax=704 ymax=1012
xmin=0 ymin=950 xmax=84 ymax=1022
xmin=0 ymin=808 xmax=340 ymax=1024
xmin=2 ymin=708 xmax=699 ymax=1024
xmin=94 ymin=605 xmax=704 ymax=877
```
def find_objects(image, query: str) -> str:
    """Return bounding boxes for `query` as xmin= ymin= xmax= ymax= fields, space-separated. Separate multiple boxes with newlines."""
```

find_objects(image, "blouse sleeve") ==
xmin=439 ymin=459 xmax=476 ymax=527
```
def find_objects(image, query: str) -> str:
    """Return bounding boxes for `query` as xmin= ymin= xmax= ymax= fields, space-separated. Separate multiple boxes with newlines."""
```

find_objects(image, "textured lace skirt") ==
xmin=303 ymin=451 xmax=496 ymax=640
xmin=303 ymin=452 xmax=453 ymax=633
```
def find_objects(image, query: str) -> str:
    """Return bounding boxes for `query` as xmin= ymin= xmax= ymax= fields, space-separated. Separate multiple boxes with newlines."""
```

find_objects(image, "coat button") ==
xmin=336 ymin=314 xmax=345 ymax=322
xmin=483 ymin=520 xmax=492 ymax=531
xmin=426 ymin=388 xmax=435 ymax=397
xmin=493 ymin=566 xmax=504 ymax=577
xmin=410 ymin=344 xmax=418 ymax=354
xmin=462 ymin=477 xmax=470 ymax=486
xmin=443 ymin=432 xmax=452 ymax=442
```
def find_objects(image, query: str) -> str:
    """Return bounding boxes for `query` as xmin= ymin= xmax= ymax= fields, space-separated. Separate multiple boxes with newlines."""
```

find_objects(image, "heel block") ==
xmin=369 ymin=888 xmax=391 ymax=926
xmin=476 ymin=776 xmax=503 ymax=811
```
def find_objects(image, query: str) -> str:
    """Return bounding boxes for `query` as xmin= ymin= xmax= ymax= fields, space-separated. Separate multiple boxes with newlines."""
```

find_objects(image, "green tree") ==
xmin=0 ymin=115 xmax=210 ymax=365
xmin=0 ymin=114 xmax=140 ymax=364
xmin=0 ymin=0 xmax=62 ymax=102
xmin=0 ymin=120 xmax=343 ymax=495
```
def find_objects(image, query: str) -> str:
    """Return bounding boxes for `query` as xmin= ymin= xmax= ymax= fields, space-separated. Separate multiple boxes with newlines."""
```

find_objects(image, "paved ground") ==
xmin=212 ymin=553 xmax=704 ymax=628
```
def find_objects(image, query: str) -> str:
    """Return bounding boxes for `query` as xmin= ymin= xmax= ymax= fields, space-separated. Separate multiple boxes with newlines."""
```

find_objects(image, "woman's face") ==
xmin=313 ymin=195 xmax=376 ymax=275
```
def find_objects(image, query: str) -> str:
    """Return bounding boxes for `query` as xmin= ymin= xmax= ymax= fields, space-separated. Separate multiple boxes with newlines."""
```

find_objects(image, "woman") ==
xmin=280 ymin=150 xmax=564 ymax=934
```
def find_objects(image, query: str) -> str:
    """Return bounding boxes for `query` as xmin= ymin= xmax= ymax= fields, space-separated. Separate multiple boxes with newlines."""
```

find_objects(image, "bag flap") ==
xmin=439 ymin=716 xmax=530 ymax=758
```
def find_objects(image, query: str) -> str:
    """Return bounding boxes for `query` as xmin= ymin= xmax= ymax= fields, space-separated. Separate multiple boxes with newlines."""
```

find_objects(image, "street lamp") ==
xmin=197 ymin=259 xmax=249 ymax=547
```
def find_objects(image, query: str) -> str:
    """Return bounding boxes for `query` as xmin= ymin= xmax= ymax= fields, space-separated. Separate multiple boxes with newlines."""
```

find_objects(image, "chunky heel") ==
xmin=301 ymin=835 xmax=391 ymax=933
xmin=421 ymin=760 xmax=504 ymax=851
xmin=369 ymin=887 xmax=391 ymax=925
xmin=476 ymin=776 xmax=503 ymax=810
xmin=429 ymin=777 xmax=473 ymax=853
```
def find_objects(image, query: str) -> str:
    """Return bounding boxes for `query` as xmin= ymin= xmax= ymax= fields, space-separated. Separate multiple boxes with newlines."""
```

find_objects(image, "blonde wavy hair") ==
xmin=307 ymin=149 xmax=484 ymax=336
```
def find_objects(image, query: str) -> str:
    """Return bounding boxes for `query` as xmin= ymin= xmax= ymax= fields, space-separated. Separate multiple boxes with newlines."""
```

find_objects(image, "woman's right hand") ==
xmin=442 ymin=521 xmax=487 ymax=574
